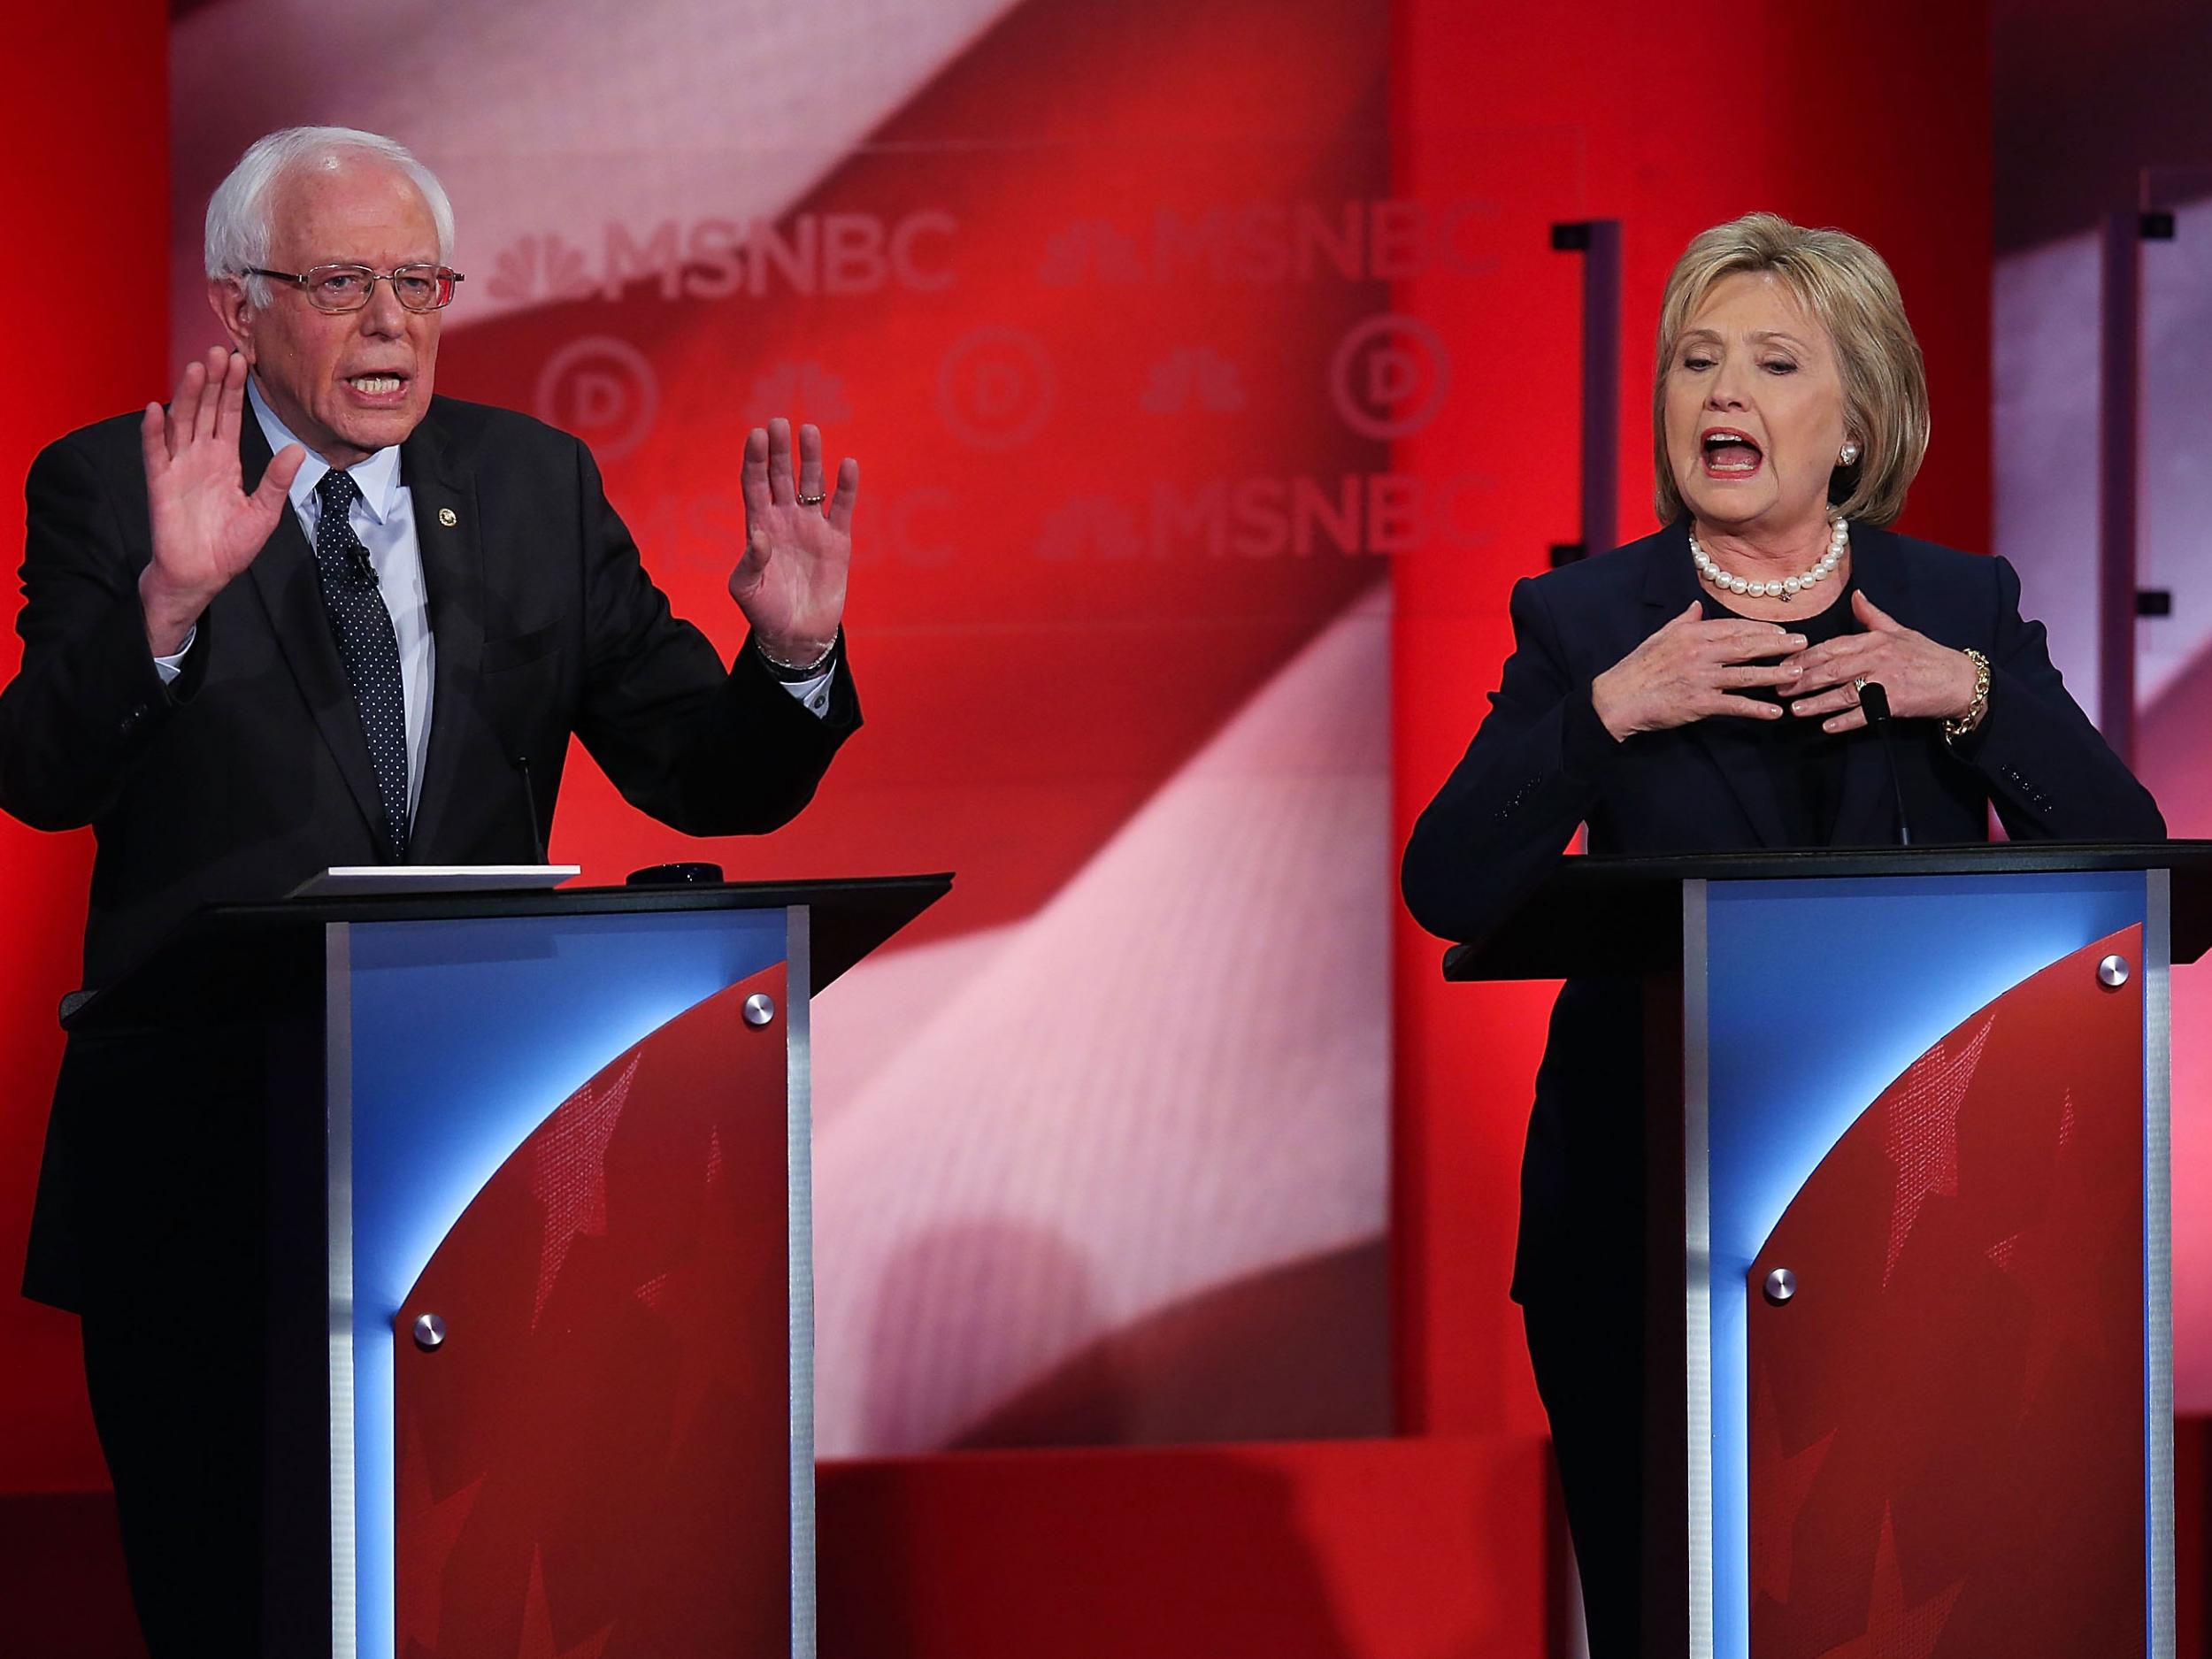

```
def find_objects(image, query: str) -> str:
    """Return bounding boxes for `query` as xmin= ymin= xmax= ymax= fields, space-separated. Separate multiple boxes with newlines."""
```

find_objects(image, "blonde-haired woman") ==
xmin=1401 ymin=212 xmax=2161 ymax=1654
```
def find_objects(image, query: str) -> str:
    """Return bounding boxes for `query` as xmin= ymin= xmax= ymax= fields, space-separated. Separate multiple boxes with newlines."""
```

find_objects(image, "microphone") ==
xmin=1855 ymin=682 xmax=1914 ymax=847
xmin=513 ymin=752 xmax=549 ymax=864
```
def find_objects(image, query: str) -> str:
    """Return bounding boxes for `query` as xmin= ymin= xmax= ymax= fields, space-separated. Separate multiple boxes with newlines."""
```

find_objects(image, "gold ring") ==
xmin=796 ymin=490 xmax=827 ymax=506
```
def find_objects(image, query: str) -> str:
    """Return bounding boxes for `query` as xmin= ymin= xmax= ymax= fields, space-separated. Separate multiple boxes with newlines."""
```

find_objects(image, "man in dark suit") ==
xmin=1 ymin=127 xmax=862 ymax=1651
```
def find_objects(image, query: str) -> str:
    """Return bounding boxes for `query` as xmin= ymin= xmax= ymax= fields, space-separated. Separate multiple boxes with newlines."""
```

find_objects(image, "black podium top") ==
xmin=1440 ymin=841 xmax=2212 ymax=982
xmin=65 ymin=873 xmax=953 ymax=1032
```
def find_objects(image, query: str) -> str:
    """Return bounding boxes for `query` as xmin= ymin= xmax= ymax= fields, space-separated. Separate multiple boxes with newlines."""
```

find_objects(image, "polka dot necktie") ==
xmin=311 ymin=469 xmax=410 ymax=859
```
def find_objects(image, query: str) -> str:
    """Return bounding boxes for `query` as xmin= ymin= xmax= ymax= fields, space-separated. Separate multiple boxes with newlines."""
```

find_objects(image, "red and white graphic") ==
xmin=934 ymin=325 xmax=1057 ymax=450
xmin=1141 ymin=347 xmax=1248 ymax=416
xmin=396 ymin=971 xmax=795 ymax=1658
xmin=167 ymin=0 xmax=1408 ymax=1455
xmin=533 ymin=337 xmax=659 ymax=462
xmin=1329 ymin=313 xmax=1453 ymax=441
xmin=1748 ymin=929 xmax=2146 ymax=1659
xmin=745 ymin=360 xmax=855 ymax=427
xmin=526 ymin=1053 xmax=640 ymax=1326
xmin=1878 ymin=1013 xmax=1993 ymax=1285
xmin=1811 ymin=1505 xmax=1967 ymax=1659
xmin=488 ymin=235 xmax=596 ymax=307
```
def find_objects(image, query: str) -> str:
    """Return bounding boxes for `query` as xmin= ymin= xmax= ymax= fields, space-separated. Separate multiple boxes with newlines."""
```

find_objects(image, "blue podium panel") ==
xmin=326 ymin=908 xmax=801 ymax=1659
xmin=1686 ymin=871 xmax=2170 ymax=1659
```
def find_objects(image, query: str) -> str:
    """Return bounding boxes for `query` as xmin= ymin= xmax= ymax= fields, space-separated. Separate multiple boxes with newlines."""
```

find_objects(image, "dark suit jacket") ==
xmin=1400 ymin=518 xmax=2164 ymax=1303
xmin=4 ymin=395 xmax=860 ymax=1310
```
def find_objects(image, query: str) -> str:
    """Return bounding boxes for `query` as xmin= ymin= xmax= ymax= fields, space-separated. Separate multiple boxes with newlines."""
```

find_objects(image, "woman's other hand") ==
xmin=1780 ymin=591 xmax=1978 ymax=733
xmin=1589 ymin=602 xmax=1808 ymax=741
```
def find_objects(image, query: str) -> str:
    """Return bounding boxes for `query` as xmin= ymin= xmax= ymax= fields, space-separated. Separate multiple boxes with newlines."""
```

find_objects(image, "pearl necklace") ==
xmin=1690 ymin=517 xmax=1848 ymax=603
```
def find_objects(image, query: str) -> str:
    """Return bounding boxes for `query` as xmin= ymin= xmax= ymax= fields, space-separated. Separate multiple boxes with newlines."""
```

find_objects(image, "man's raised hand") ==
xmin=728 ymin=417 xmax=856 ymax=666
xmin=138 ymin=348 xmax=304 ymax=656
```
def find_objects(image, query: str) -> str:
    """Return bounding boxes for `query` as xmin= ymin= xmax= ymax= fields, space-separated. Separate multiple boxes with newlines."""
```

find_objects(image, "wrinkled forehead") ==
xmin=265 ymin=158 xmax=440 ymax=265
xmin=1679 ymin=268 xmax=1830 ymax=353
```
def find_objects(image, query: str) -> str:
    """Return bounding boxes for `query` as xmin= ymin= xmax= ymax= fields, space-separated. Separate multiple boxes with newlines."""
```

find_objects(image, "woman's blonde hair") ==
xmin=1651 ymin=212 xmax=1929 ymax=528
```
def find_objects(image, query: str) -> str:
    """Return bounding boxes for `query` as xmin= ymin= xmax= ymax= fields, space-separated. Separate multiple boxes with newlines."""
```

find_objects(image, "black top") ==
xmin=1703 ymin=579 xmax=1865 ymax=847
xmin=1399 ymin=518 xmax=2165 ymax=1305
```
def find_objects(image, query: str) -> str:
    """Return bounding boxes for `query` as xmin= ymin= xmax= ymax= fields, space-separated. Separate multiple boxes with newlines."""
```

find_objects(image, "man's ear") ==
xmin=207 ymin=277 xmax=255 ymax=360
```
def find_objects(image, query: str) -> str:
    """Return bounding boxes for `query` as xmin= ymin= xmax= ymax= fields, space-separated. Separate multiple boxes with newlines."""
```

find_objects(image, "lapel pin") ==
xmin=437 ymin=507 xmax=458 ymax=527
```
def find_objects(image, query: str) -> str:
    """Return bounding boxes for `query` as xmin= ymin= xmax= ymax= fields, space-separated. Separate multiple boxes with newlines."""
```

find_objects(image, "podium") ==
xmin=1442 ymin=842 xmax=2212 ymax=1659
xmin=65 ymin=874 xmax=949 ymax=1659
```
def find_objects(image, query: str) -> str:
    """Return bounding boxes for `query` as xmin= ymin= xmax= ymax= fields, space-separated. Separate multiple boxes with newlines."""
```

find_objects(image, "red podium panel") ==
xmin=1747 ymin=929 xmax=2147 ymax=1657
xmin=394 ymin=966 xmax=795 ymax=1658
xmin=1440 ymin=847 xmax=2212 ymax=1655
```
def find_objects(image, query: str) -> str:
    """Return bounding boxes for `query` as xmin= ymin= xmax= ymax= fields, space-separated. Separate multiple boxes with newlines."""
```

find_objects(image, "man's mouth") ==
xmin=345 ymin=373 xmax=409 ymax=397
xmin=1701 ymin=428 xmax=1763 ymax=477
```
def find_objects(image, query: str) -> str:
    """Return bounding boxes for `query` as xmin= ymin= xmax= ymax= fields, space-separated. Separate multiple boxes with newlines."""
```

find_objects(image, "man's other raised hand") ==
xmin=137 ymin=348 xmax=305 ymax=657
xmin=728 ymin=417 xmax=856 ymax=667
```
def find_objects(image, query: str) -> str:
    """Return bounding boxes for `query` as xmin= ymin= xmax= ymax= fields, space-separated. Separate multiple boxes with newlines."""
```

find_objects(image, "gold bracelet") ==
xmin=1942 ymin=648 xmax=1991 ymax=744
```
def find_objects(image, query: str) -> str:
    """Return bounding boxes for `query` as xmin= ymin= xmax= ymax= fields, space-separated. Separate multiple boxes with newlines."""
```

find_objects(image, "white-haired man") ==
xmin=1 ymin=127 xmax=862 ymax=1652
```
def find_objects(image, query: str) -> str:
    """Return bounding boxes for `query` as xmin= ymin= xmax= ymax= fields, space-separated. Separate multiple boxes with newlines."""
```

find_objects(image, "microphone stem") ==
xmin=1873 ymin=721 xmax=1913 ymax=846
xmin=515 ymin=753 xmax=549 ymax=864
xmin=1856 ymin=682 xmax=1914 ymax=847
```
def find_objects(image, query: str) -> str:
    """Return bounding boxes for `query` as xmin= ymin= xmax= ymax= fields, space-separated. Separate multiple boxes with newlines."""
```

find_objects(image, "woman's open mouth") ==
xmin=1701 ymin=427 xmax=1763 ymax=478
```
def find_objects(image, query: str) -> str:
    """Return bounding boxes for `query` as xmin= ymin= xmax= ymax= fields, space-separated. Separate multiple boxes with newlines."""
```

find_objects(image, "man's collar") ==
xmin=246 ymin=376 xmax=404 ymax=526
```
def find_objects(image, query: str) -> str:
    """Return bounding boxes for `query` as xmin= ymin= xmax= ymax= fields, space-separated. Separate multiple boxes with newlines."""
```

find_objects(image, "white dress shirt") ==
xmin=151 ymin=380 xmax=834 ymax=826
xmin=248 ymin=378 xmax=435 ymax=818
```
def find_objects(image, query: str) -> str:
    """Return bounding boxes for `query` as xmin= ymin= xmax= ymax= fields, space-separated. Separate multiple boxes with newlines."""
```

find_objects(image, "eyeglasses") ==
xmin=244 ymin=264 xmax=465 ymax=313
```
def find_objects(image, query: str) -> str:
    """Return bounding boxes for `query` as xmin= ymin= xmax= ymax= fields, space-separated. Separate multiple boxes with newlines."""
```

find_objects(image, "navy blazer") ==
xmin=1400 ymin=518 xmax=2164 ymax=1302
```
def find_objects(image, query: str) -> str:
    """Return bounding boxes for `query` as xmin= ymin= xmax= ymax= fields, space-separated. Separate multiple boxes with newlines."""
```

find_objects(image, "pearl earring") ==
xmin=1839 ymin=442 xmax=1861 ymax=465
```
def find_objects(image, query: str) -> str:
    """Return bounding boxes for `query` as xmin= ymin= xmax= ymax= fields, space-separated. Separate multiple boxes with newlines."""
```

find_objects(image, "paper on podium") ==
xmin=288 ymin=865 xmax=581 ymax=897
